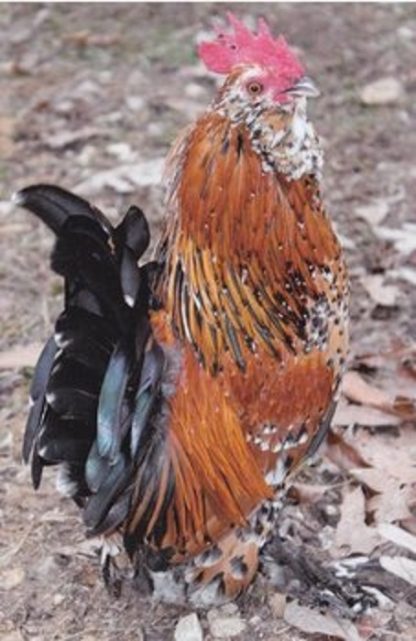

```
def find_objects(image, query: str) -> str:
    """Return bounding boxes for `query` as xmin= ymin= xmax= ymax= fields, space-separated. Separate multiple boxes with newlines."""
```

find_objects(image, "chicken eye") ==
xmin=247 ymin=81 xmax=264 ymax=96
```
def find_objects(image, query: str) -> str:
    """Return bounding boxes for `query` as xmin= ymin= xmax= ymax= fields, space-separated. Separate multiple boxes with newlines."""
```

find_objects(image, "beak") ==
xmin=285 ymin=76 xmax=320 ymax=98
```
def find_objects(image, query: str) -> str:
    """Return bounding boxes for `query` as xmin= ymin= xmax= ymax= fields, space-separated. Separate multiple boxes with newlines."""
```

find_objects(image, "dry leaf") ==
xmin=0 ymin=343 xmax=42 ymax=369
xmin=367 ymin=483 xmax=415 ymax=524
xmin=380 ymin=556 xmax=416 ymax=587
xmin=391 ymin=267 xmax=416 ymax=287
xmin=290 ymin=482 xmax=332 ymax=503
xmin=75 ymin=158 xmax=164 ymax=196
xmin=400 ymin=518 xmax=416 ymax=537
xmin=348 ymin=428 xmax=416 ymax=484
xmin=333 ymin=399 xmax=399 ymax=427
xmin=284 ymin=600 xmax=362 ymax=641
xmin=326 ymin=429 xmax=369 ymax=471
xmin=331 ymin=486 xmax=381 ymax=557
xmin=351 ymin=465 xmax=415 ymax=525
xmin=44 ymin=126 xmax=104 ymax=150
xmin=378 ymin=523 xmax=416 ymax=555
xmin=342 ymin=371 xmax=416 ymax=419
xmin=353 ymin=342 xmax=416 ymax=379
xmin=337 ymin=427 xmax=416 ymax=527
xmin=355 ymin=200 xmax=389 ymax=226
xmin=376 ymin=223 xmax=416 ymax=255
xmin=361 ymin=274 xmax=399 ymax=307
xmin=342 ymin=371 xmax=393 ymax=409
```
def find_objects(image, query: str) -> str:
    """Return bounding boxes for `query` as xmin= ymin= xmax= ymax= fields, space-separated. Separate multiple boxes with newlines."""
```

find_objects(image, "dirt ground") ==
xmin=0 ymin=3 xmax=415 ymax=641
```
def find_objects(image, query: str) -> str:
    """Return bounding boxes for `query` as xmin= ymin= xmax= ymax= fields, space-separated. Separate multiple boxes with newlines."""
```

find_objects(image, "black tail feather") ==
xmin=96 ymin=336 xmax=137 ymax=463
xmin=17 ymin=184 xmax=172 ymax=551
xmin=115 ymin=205 xmax=151 ymax=307
xmin=52 ymin=217 xmax=128 ymax=331
xmin=15 ymin=184 xmax=113 ymax=236
xmin=130 ymin=341 xmax=165 ymax=457
xmin=23 ymin=336 xmax=58 ymax=463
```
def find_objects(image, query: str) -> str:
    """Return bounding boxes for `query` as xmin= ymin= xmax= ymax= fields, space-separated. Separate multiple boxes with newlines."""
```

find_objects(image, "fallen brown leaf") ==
xmin=368 ymin=483 xmax=415 ymax=525
xmin=355 ymin=200 xmax=389 ymax=226
xmin=378 ymin=523 xmax=416 ymax=555
xmin=333 ymin=399 xmax=400 ymax=427
xmin=348 ymin=427 xmax=415 ymax=485
xmin=284 ymin=600 xmax=363 ymax=640
xmin=333 ymin=427 xmax=416 ymax=528
xmin=351 ymin=469 xmax=415 ymax=524
xmin=376 ymin=223 xmax=416 ymax=255
xmin=342 ymin=371 xmax=416 ymax=419
xmin=380 ymin=556 xmax=416 ymax=587
xmin=75 ymin=158 xmax=165 ymax=196
xmin=44 ymin=126 xmax=105 ymax=150
xmin=290 ymin=481 xmax=332 ymax=503
xmin=331 ymin=486 xmax=381 ymax=557
xmin=326 ymin=429 xmax=369 ymax=471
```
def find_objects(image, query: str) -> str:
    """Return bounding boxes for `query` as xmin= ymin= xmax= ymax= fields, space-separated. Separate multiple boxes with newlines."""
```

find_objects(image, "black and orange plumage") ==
xmin=15 ymin=14 xmax=348 ymax=606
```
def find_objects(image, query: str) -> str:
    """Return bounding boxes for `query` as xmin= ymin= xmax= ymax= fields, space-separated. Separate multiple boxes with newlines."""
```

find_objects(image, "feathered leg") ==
xmin=179 ymin=500 xmax=279 ymax=607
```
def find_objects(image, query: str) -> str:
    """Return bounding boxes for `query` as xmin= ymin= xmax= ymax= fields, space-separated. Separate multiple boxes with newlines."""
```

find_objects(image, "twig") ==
xmin=0 ymin=525 xmax=34 ymax=567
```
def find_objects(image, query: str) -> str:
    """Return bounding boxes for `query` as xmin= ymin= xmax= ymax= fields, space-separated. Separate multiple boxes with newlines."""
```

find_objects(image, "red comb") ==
xmin=198 ymin=13 xmax=304 ymax=79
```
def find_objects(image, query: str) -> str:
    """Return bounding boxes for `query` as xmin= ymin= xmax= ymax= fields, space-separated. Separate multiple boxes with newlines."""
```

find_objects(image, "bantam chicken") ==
xmin=15 ymin=14 xmax=348 ymax=606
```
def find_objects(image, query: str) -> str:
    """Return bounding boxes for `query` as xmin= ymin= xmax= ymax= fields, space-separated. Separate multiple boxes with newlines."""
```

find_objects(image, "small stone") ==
xmin=249 ymin=615 xmax=262 ymax=626
xmin=397 ymin=25 xmax=414 ymax=40
xmin=127 ymin=158 xmax=165 ymax=187
xmin=209 ymin=615 xmax=246 ymax=638
xmin=361 ymin=274 xmax=399 ymax=307
xmin=125 ymin=95 xmax=145 ymax=112
xmin=355 ymin=200 xmax=389 ymax=226
xmin=30 ymin=554 xmax=59 ymax=579
xmin=73 ymin=79 xmax=101 ymax=97
xmin=174 ymin=613 xmax=203 ymax=641
xmin=147 ymin=122 xmax=165 ymax=137
xmin=99 ymin=111 xmax=123 ymax=124
xmin=360 ymin=77 xmax=403 ymax=106
xmin=54 ymin=99 xmax=74 ymax=115
xmin=106 ymin=142 xmax=136 ymax=162
xmin=98 ymin=70 xmax=113 ymax=84
xmin=0 ymin=566 xmax=25 ymax=589
xmin=218 ymin=603 xmax=239 ymax=616
xmin=184 ymin=82 xmax=206 ymax=99
xmin=76 ymin=144 xmax=96 ymax=167
xmin=0 ymin=200 xmax=14 ymax=215
xmin=53 ymin=593 xmax=65 ymax=606
xmin=325 ymin=504 xmax=338 ymax=516
xmin=269 ymin=592 xmax=286 ymax=618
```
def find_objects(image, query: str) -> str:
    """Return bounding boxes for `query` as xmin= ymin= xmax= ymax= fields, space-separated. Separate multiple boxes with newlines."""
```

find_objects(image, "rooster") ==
xmin=14 ymin=14 xmax=348 ymax=606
